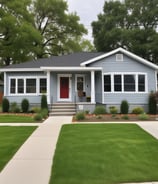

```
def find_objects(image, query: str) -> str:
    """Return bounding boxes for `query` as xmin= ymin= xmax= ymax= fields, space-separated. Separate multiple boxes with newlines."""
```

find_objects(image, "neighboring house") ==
xmin=0 ymin=47 xmax=157 ymax=113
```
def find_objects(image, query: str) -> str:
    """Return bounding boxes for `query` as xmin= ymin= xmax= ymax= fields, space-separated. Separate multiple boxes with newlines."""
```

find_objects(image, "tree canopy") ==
xmin=0 ymin=0 xmax=92 ymax=66
xmin=92 ymin=0 xmax=158 ymax=64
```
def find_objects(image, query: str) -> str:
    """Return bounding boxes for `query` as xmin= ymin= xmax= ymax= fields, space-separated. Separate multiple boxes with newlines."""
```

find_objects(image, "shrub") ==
xmin=41 ymin=108 xmax=48 ymax=119
xmin=109 ymin=106 xmax=118 ymax=114
xmin=138 ymin=113 xmax=149 ymax=120
xmin=93 ymin=106 xmax=106 ymax=115
xmin=75 ymin=112 xmax=85 ymax=120
xmin=132 ymin=107 xmax=144 ymax=114
xmin=21 ymin=99 xmax=29 ymax=113
xmin=10 ymin=102 xmax=20 ymax=113
xmin=148 ymin=92 xmax=157 ymax=114
xmin=120 ymin=100 xmax=129 ymax=114
xmin=34 ymin=113 xmax=43 ymax=121
xmin=31 ymin=107 xmax=41 ymax=113
xmin=2 ymin=98 xmax=10 ymax=112
xmin=121 ymin=115 xmax=129 ymax=120
xmin=41 ymin=95 xmax=48 ymax=110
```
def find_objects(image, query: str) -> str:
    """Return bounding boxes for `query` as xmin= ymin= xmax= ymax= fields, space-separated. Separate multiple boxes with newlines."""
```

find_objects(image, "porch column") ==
xmin=47 ymin=71 xmax=51 ymax=104
xmin=91 ymin=70 xmax=95 ymax=103
xmin=4 ymin=72 xmax=6 ymax=96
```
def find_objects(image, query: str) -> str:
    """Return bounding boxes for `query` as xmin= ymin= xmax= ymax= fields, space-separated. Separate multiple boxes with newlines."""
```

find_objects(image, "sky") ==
xmin=66 ymin=0 xmax=106 ymax=41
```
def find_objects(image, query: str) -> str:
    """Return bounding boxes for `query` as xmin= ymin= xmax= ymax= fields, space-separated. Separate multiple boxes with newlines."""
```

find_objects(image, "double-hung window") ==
xmin=104 ymin=73 xmax=146 ymax=93
xmin=9 ymin=77 xmax=47 ymax=95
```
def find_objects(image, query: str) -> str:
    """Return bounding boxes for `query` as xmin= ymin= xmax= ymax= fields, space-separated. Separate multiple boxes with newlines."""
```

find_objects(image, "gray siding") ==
xmin=89 ymin=54 xmax=157 ymax=107
xmin=5 ymin=72 xmax=47 ymax=104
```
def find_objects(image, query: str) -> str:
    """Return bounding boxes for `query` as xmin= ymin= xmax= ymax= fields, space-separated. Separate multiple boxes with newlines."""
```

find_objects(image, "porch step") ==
xmin=49 ymin=103 xmax=76 ymax=116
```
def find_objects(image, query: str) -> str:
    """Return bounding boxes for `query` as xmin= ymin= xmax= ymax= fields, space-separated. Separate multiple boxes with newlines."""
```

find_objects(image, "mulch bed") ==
xmin=73 ymin=114 xmax=158 ymax=122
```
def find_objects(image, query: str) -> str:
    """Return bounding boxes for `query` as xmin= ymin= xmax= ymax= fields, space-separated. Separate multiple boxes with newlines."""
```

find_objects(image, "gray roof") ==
xmin=4 ymin=52 xmax=103 ymax=69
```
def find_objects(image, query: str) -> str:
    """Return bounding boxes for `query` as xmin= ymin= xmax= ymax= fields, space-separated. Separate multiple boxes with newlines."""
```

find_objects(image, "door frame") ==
xmin=57 ymin=74 xmax=72 ymax=101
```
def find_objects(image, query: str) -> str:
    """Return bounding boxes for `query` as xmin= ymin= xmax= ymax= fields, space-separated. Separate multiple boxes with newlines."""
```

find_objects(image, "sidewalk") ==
xmin=0 ymin=116 xmax=72 ymax=184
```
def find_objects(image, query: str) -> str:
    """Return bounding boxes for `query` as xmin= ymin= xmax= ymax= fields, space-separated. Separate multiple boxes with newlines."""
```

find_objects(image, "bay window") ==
xmin=104 ymin=73 xmax=146 ymax=93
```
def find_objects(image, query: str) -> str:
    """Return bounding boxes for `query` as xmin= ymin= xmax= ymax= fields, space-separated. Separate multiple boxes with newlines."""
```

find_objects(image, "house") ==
xmin=0 ymin=80 xmax=4 ymax=103
xmin=0 ymin=47 xmax=157 ymax=113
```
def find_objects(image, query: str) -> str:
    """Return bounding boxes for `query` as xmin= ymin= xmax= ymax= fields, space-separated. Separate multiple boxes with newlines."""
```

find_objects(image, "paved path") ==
xmin=0 ymin=116 xmax=72 ymax=184
xmin=0 ymin=119 xmax=158 ymax=184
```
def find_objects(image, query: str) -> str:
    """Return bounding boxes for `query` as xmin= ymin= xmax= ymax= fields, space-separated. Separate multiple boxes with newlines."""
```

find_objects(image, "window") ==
xmin=104 ymin=73 xmax=146 ymax=93
xmin=76 ymin=75 xmax=85 ymax=91
xmin=138 ymin=75 xmax=145 ymax=92
xmin=40 ymin=79 xmax=47 ymax=93
xmin=104 ymin=75 xmax=111 ymax=92
xmin=124 ymin=75 xmax=135 ymax=92
xmin=114 ymin=75 xmax=122 ymax=91
xmin=18 ymin=79 xmax=24 ymax=93
xmin=10 ymin=79 xmax=16 ymax=94
xmin=26 ymin=79 xmax=36 ymax=93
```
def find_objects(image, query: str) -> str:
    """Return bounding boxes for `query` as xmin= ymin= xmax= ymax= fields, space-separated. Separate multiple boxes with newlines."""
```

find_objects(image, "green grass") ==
xmin=0 ymin=126 xmax=37 ymax=171
xmin=50 ymin=124 xmax=158 ymax=184
xmin=0 ymin=114 xmax=36 ymax=123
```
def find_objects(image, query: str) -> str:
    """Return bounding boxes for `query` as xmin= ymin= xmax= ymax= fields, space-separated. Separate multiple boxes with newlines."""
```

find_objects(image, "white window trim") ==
xmin=9 ymin=76 xmax=47 ymax=96
xmin=103 ymin=72 xmax=148 ymax=94
xmin=75 ymin=74 xmax=85 ymax=92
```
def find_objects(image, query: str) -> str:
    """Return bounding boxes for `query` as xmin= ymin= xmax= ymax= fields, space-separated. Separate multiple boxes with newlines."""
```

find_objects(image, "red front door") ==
xmin=60 ymin=77 xmax=69 ymax=98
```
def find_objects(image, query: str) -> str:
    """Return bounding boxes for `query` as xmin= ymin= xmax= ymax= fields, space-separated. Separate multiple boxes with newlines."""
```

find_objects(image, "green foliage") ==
xmin=75 ymin=112 xmax=85 ymax=121
xmin=121 ymin=115 xmax=129 ymax=120
xmin=132 ymin=107 xmax=144 ymax=114
xmin=93 ymin=106 xmax=106 ymax=115
xmin=33 ymin=113 xmax=43 ymax=121
xmin=148 ymin=92 xmax=157 ymax=114
xmin=10 ymin=102 xmax=20 ymax=113
xmin=40 ymin=108 xmax=48 ymax=119
xmin=109 ymin=106 xmax=118 ymax=114
xmin=2 ymin=98 xmax=10 ymax=112
xmin=92 ymin=0 xmax=158 ymax=64
xmin=138 ymin=113 xmax=149 ymax=121
xmin=21 ymin=99 xmax=29 ymax=113
xmin=0 ymin=0 xmax=89 ymax=66
xmin=120 ymin=100 xmax=129 ymax=114
xmin=41 ymin=95 xmax=48 ymax=110
xmin=31 ymin=107 xmax=41 ymax=113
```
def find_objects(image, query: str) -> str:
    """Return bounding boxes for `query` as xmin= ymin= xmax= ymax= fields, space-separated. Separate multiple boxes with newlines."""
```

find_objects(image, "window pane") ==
xmin=10 ymin=79 xmax=16 ymax=94
xmin=26 ymin=79 xmax=36 ymax=93
xmin=124 ymin=75 xmax=135 ymax=92
xmin=104 ymin=75 xmax=111 ymax=92
xmin=18 ymin=79 xmax=24 ymax=93
xmin=114 ymin=75 xmax=122 ymax=91
xmin=77 ymin=77 xmax=84 ymax=91
xmin=40 ymin=79 xmax=47 ymax=93
xmin=138 ymin=75 xmax=145 ymax=92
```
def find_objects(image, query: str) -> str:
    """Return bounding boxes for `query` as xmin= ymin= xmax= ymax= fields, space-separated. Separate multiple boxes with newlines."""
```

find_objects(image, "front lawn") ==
xmin=50 ymin=124 xmax=158 ymax=184
xmin=0 ymin=126 xmax=37 ymax=171
xmin=0 ymin=114 xmax=36 ymax=123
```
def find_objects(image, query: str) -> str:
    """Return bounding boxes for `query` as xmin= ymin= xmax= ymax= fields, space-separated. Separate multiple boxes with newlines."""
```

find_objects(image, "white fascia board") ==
xmin=81 ymin=47 xmax=158 ymax=70
xmin=0 ymin=68 xmax=42 ymax=72
xmin=40 ymin=66 xmax=102 ymax=71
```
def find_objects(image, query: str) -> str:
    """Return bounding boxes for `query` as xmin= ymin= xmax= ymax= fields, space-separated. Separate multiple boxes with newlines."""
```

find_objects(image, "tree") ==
xmin=32 ymin=0 xmax=88 ymax=57
xmin=0 ymin=0 xmax=91 ymax=66
xmin=0 ymin=0 xmax=42 ymax=66
xmin=92 ymin=0 xmax=158 ymax=64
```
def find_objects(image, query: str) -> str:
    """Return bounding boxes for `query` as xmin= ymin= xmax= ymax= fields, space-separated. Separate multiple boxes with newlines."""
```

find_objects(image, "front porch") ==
xmin=42 ymin=67 xmax=103 ymax=107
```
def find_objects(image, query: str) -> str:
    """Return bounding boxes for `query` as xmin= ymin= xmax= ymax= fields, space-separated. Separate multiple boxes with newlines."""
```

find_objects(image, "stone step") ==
xmin=49 ymin=103 xmax=76 ymax=116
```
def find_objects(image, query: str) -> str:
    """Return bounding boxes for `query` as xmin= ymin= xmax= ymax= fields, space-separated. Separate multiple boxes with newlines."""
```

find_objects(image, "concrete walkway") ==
xmin=0 ymin=119 xmax=158 ymax=184
xmin=0 ymin=116 xmax=72 ymax=184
